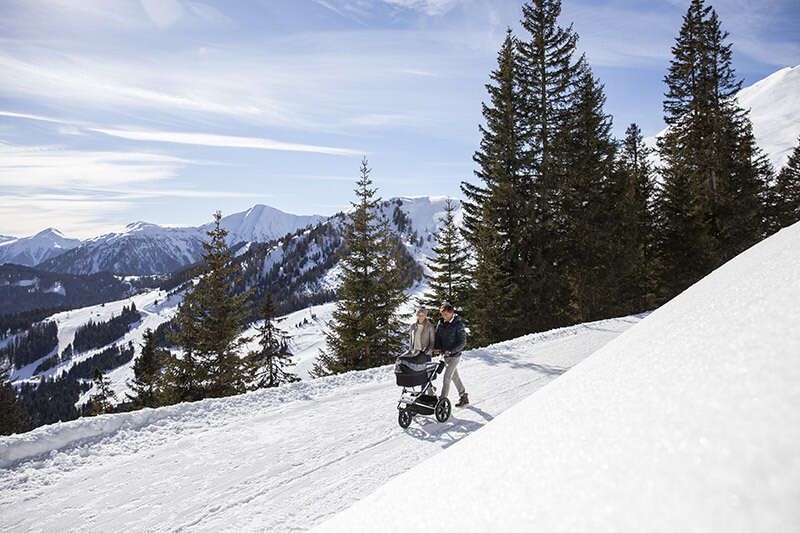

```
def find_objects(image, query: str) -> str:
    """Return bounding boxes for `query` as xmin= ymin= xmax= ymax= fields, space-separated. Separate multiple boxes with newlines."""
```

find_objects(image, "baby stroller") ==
xmin=394 ymin=350 xmax=452 ymax=428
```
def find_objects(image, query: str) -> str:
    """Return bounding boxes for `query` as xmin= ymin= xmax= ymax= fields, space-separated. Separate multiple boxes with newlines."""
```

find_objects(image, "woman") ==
xmin=408 ymin=307 xmax=436 ymax=396
xmin=409 ymin=307 xmax=435 ymax=355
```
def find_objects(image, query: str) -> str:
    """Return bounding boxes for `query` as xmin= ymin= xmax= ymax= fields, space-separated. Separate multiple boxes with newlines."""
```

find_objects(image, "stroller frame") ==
xmin=396 ymin=356 xmax=452 ymax=428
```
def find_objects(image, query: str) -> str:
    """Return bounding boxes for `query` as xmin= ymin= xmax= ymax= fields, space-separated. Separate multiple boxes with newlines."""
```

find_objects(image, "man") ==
xmin=434 ymin=302 xmax=468 ymax=407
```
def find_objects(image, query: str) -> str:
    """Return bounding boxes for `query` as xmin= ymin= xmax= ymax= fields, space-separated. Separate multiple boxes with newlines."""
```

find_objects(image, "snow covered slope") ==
xmin=646 ymin=64 xmax=800 ymax=171
xmin=0 ymin=314 xmax=641 ymax=531
xmin=0 ymin=228 xmax=80 ymax=266
xmin=737 ymin=64 xmax=800 ymax=171
xmin=319 ymin=223 xmax=800 ymax=533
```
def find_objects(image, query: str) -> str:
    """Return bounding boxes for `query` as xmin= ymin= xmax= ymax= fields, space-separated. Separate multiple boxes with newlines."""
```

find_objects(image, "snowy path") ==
xmin=0 ymin=315 xmax=639 ymax=532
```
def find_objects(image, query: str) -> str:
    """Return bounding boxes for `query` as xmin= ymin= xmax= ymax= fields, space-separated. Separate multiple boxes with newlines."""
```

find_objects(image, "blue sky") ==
xmin=0 ymin=0 xmax=797 ymax=238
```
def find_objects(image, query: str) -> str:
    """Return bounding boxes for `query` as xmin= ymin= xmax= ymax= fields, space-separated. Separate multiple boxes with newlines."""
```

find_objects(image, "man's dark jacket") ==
xmin=434 ymin=315 xmax=467 ymax=356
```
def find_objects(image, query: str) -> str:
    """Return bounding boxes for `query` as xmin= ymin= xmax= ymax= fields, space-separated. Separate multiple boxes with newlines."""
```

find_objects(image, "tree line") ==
xmin=72 ymin=303 xmax=140 ymax=353
xmin=458 ymin=0 xmax=800 ymax=347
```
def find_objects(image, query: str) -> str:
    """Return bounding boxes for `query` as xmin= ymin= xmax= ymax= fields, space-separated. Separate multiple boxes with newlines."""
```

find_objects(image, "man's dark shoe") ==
xmin=455 ymin=393 xmax=469 ymax=408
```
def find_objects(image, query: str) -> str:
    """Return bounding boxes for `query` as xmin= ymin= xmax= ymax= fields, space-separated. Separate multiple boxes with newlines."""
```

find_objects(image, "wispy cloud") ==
xmin=90 ymin=128 xmax=363 ymax=156
xmin=0 ymin=142 xmax=191 ymax=188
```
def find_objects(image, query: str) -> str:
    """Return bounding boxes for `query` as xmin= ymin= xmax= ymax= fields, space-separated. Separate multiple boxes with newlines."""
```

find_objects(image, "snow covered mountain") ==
xmin=647 ymin=64 xmax=800 ymax=171
xmin=320 ymin=222 xmax=800 ymax=532
xmin=38 ymin=222 xmax=208 ymax=276
xmin=35 ymin=204 xmax=326 ymax=276
xmin=212 ymin=204 xmax=324 ymax=245
xmin=0 ymin=228 xmax=80 ymax=267
xmin=737 ymin=64 xmax=800 ymax=170
xmin=235 ymin=196 xmax=457 ymax=307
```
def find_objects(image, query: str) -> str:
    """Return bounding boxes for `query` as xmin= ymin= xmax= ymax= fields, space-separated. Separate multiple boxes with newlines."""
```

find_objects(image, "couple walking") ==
xmin=409 ymin=302 xmax=469 ymax=408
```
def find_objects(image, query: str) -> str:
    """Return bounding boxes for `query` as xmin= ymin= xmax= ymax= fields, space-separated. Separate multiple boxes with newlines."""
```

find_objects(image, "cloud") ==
xmin=0 ymin=191 xmax=136 ymax=238
xmin=0 ymin=186 xmax=261 ymax=238
xmin=382 ymin=0 xmax=461 ymax=16
xmin=140 ymin=0 xmax=185 ymax=29
xmin=0 ymin=110 xmax=71 ymax=124
xmin=0 ymin=142 xmax=192 ymax=188
xmin=90 ymin=127 xmax=363 ymax=156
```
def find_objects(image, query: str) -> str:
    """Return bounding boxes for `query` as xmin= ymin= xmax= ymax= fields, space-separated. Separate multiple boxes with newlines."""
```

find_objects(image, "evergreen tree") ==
xmin=314 ymin=159 xmax=407 ymax=375
xmin=126 ymin=328 xmax=163 ymax=408
xmin=768 ymin=137 xmax=800 ymax=231
xmin=461 ymin=29 xmax=527 ymax=345
xmin=516 ymin=0 xmax=583 ymax=332
xmin=248 ymin=293 xmax=298 ymax=388
xmin=87 ymin=368 xmax=117 ymax=416
xmin=609 ymin=123 xmax=659 ymax=313
xmin=162 ymin=290 xmax=205 ymax=404
xmin=421 ymin=198 xmax=470 ymax=314
xmin=0 ymin=382 xmax=29 ymax=435
xmin=166 ymin=212 xmax=252 ymax=400
xmin=556 ymin=61 xmax=619 ymax=322
xmin=657 ymin=0 xmax=770 ymax=298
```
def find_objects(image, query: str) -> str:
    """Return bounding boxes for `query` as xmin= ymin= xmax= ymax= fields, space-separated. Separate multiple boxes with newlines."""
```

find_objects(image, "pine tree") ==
xmin=613 ymin=123 xmax=658 ymax=312
xmin=0 ymin=382 xmax=29 ymax=435
xmin=126 ymin=328 xmax=163 ymax=408
xmin=313 ymin=159 xmax=407 ymax=376
xmin=167 ymin=212 xmax=252 ymax=400
xmin=517 ymin=0 xmax=583 ymax=331
xmin=703 ymin=9 xmax=770 ymax=260
xmin=769 ymin=137 xmax=800 ymax=231
xmin=248 ymin=293 xmax=298 ymax=388
xmin=87 ymin=368 xmax=117 ymax=416
xmin=421 ymin=198 xmax=470 ymax=314
xmin=461 ymin=29 xmax=527 ymax=345
xmin=556 ymin=61 xmax=619 ymax=322
xmin=657 ymin=0 xmax=770 ymax=298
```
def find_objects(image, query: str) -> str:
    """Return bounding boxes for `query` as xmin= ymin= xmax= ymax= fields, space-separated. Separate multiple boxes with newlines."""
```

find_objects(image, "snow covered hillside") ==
xmin=9 ymin=289 xmax=182 ymax=392
xmin=0 ymin=228 xmax=80 ymax=267
xmin=0 ymin=314 xmax=641 ymax=531
xmin=737 ymin=64 xmax=800 ymax=170
xmin=646 ymin=64 xmax=800 ymax=171
xmin=319 ymin=223 xmax=800 ymax=532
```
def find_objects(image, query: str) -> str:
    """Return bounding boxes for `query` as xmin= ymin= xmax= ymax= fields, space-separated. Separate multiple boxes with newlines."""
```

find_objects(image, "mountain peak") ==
xmin=34 ymin=228 xmax=66 ymax=238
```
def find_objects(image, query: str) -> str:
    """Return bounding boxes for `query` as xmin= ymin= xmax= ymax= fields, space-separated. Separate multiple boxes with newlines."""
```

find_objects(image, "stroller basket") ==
xmin=394 ymin=352 xmax=444 ymax=386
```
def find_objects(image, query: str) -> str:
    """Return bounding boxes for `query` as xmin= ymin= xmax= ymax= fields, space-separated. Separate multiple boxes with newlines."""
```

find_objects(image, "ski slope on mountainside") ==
xmin=319 ymin=223 xmax=800 ymax=533
xmin=9 ymin=288 xmax=182 ymax=402
xmin=0 ymin=314 xmax=641 ymax=532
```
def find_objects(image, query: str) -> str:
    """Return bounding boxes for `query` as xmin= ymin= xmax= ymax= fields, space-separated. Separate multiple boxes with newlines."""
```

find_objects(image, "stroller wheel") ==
xmin=435 ymin=397 xmax=451 ymax=423
xmin=398 ymin=409 xmax=412 ymax=429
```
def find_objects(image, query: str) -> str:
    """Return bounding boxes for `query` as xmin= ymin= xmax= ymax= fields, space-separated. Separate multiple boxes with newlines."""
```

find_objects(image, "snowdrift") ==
xmin=317 ymin=223 xmax=800 ymax=532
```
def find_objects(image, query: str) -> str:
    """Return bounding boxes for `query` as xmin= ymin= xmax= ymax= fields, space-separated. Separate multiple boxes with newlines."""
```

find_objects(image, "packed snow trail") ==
xmin=0 ymin=315 xmax=639 ymax=532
